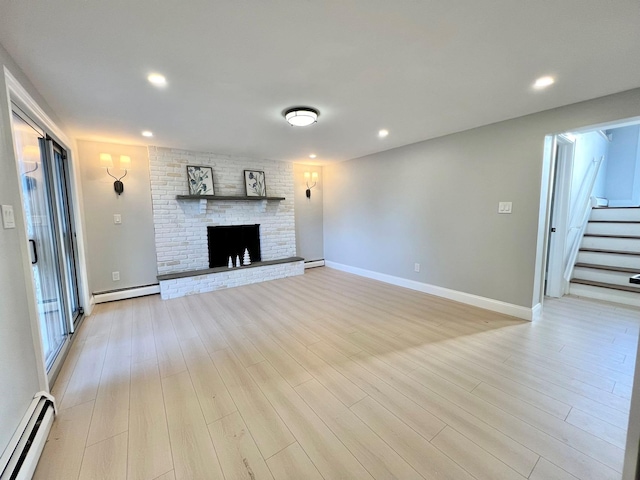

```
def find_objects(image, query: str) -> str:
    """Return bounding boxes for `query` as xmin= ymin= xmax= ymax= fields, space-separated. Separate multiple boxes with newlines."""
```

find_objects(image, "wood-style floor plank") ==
xmin=59 ymin=333 xmax=109 ymax=410
xmin=431 ymin=426 xmax=527 ymax=480
xmin=265 ymin=442 xmax=324 ymax=480
xmin=347 ymin=347 xmax=540 ymax=477
xmin=39 ymin=268 xmax=640 ymax=480
xmin=295 ymin=378 xmax=424 ymax=480
xmin=33 ymin=400 xmax=94 ymax=480
xmin=78 ymin=431 xmax=128 ymax=480
xmin=149 ymin=296 xmax=187 ymax=378
xmin=86 ymin=354 xmax=130 ymax=446
xmin=130 ymin=296 xmax=158 ymax=364
xmin=529 ymin=458 xmax=581 ymax=480
xmin=309 ymin=341 xmax=448 ymax=441
xmin=349 ymin=396 xmax=475 ymax=480
xmin=178 ymin=335 xmax=236 ymax=424
xmin=207 ymin=411 xmax=274 ymax=480
xmin=270 ymin=328 xmax=368 ymax=407
xmin=161 ymin=371 xmax=224 ymax=480
xmin=211 ymin=349 xmax=295 ymax=459
xmin=247 ymin=361 xmax=375 ymax=480
xmin=128 ymin=359 xmax=173 ymax=480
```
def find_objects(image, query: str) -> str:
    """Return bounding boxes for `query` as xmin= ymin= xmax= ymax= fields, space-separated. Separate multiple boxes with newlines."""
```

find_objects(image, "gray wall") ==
xmin=572 ymin=131 xmax=608 ymax=203
xmin=77 ymin=140 xmax=157 ymax=293
xmin=323 ymin=88 xmax=640 ymax=309
xmin=605 ymin=125 xmax=640 ymax=206
xmin=0 ymin=41 xmax=58 ymax=460
xmin=293 ymin=163 xmax=324 ymax=261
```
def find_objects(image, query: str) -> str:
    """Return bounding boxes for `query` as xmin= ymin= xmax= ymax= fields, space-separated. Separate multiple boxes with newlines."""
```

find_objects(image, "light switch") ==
xmin=114 ymin=214 xmax=122 ymax=224
xmin=2 ymin=205 xmax=16 ymax=229
xmin=498 ymin=202 xmax=512 ymax=214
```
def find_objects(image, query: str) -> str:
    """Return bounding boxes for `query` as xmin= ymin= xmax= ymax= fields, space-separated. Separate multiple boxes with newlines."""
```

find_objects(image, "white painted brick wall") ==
xmin=159 ymin=261 xmax=304 ymax=299
xmin=149 ymin=146 xmax=301 ymax=299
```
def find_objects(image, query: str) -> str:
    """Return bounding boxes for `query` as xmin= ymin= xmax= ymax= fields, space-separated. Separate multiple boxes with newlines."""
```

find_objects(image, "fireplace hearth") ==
xmin=207 ymin=224 xmax=261 ymax=268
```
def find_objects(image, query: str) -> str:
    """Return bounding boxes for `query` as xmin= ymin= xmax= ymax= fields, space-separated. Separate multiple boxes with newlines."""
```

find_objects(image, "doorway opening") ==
xmin=10 ymin=106 xmax=83 ymax=378
xmin=542 ymin=119 xmax=640 ymax=307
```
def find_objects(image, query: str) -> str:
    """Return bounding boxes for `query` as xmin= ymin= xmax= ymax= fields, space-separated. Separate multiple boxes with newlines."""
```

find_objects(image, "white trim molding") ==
xmin=304 ymin=260 xmax=325 ymax=269
xmin=4 ymin=68 xmax=71 ymax=146
xmin=531 ymin=303 xmax=542 ymax=322
xmin=326 ymin=261 xmax=536 ymax=321
xmin=93 ymin=284 xmax=160 ymax=304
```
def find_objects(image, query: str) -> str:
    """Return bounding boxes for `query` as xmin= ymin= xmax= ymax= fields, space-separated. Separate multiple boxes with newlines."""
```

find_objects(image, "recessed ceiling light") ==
xmin=533 ymin=76 xmax=555 ymax=89
xmin=309 ymin=154 xmax=317 ymax=159
xmin=378 ymin=129 xmax=389 ymax=138
xmin=284 ymin=107 xmax=319 ymax=127
xmin=141 ymin=130 xmax=153 ymax=137
xmin=147 ymin=73 xmax=167 ymax=87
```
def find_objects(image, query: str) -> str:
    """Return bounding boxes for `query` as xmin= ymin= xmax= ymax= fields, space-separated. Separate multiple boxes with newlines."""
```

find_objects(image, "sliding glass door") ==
xmin=12 ymin=110 xmax=82 ymax=372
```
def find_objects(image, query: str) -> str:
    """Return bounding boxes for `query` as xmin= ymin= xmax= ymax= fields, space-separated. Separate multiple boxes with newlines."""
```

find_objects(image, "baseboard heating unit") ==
xmin=0 ymin=392 xmax=56 ymax=480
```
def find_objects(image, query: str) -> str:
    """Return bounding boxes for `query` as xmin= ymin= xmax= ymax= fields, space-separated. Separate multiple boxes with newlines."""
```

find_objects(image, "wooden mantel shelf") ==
xmin=157 ymin=256 xmax=303 ymax=281
xmin=176 ymin=195 xmax=285 ymax=201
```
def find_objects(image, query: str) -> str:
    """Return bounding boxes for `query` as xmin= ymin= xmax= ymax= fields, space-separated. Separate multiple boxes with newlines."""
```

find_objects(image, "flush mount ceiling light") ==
xmin=533 ymin=76 xmax=555 ymax=90
xmin=309 ymin=154 xmax=317 ymax=159
xmin=284 ymin=107 xmax=319 ymax=127
xmin=141 ymin=130 xmax=153 ymax=137
xmin=378 ymin=129 xmax=389 ymax=138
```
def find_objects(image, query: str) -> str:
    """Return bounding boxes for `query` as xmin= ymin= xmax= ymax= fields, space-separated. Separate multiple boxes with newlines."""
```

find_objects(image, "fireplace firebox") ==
xmin=207 ymin=224 xmax=261 ymax=268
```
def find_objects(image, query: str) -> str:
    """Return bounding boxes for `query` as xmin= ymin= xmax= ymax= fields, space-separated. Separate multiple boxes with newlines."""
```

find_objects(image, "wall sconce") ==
xmin=304 ymin=171 xmax=318 ymax=198
xmin=100 ymin=153 xmax=130 ymax=195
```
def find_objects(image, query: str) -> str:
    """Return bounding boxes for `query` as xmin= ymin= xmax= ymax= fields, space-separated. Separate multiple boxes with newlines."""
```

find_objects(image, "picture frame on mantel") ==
xmin=244 ymin=170 xmax=266 ymax=196
xmin=186 ymin=165 xmax=214 ymax=195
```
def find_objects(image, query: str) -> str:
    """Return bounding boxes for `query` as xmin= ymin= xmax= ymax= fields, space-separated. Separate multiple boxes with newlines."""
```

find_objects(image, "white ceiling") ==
xmin=0 ymin=0 xmax=639 ymax=164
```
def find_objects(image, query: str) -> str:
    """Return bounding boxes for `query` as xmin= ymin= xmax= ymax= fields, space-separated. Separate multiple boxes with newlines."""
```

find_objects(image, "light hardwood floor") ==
xmin=36 ymin=267 xmax=639 ymax=480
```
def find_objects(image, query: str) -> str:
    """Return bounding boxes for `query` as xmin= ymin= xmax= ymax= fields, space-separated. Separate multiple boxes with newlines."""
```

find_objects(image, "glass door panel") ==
xmin=49 ymin=139 xmax=81 ymax=324
xmin=12 ymin=112 xmax=68 ymax=370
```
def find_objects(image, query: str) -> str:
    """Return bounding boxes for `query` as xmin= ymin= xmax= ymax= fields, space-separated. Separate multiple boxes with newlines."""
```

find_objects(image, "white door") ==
xmin=545 ymin=135 xmax=575 ymax=297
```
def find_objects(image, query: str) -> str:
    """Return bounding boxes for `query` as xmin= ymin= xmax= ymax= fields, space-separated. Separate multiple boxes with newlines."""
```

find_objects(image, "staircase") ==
xmin=569 ymin=207 xmax=640 ymax=307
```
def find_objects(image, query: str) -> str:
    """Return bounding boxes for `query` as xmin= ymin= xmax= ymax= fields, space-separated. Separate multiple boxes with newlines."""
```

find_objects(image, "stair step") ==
xmin=590 ymin=207 xmax=640 ymax=222
xmin=569 ymin=282 xmax=640 ymax=308
xmin=577 ymin=250 xmax=640 ymax=272
xmin=586 ymin=222 xmax=640 ymax=237
xmin=570 ymin=278 xmax=640 ymax=293
xmin=583 ymin=233 xmax=640 ymax=239
xmin=574 ymin=263 xmax=640 ymax=274
xmin=579 ymin=248 xmax=640 ymax=256
xmin=572 ymin=267 xmax=640 ymax=289
xmin=589 ymin=220 xmax=640 ymax=223
xmin=580 ymin=235 xmax=640 ymax=253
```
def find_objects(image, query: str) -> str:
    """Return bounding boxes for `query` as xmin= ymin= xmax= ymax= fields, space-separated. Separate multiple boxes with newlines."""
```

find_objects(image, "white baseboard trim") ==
xmin=325 ymin=261 xmax=535 ymax=321
xmin=0 ymin=392 xmax=55 ymax=480
xmin=94 ymin=284 xmax=160 ymax=304
xmin=531 ymin=303 xmax=542 ymax=321
xmin=304 ymin=260 xmax=325 ymax=269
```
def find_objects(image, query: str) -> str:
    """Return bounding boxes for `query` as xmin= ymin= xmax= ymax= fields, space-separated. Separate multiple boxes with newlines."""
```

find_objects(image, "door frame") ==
xmin=4 ymin=67 xmax=91 ymax=387
xmin=545 ymin=134 xmax=575 ymax=298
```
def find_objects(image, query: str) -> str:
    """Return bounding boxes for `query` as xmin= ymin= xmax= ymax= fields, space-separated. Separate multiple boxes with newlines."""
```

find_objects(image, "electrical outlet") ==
xmin=114 ymin=214 xmax=122 ymax=224
xmin=414 ymin=263 xmax=420 ymax=272
xmin=2 ymin=205 xmax=16 ymax=229
xmin=112 ymin=271 xmax=120 ymax=281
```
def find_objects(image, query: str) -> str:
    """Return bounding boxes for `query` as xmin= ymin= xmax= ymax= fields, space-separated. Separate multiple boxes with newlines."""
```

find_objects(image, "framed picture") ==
xmin=186 ymin=165 xmax=214 ymax=195
xmin=244 ymin=170 xmax=266 ymax=196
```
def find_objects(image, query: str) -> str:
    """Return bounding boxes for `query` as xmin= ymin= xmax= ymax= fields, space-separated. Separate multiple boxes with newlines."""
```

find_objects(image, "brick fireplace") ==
xmin=148 ymin=146 xmax=303 ymax=299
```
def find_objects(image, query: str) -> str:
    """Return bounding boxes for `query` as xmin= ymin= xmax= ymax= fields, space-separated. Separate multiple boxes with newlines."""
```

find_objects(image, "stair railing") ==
xmin=563 ymin=155 xmax=604 ymax=283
